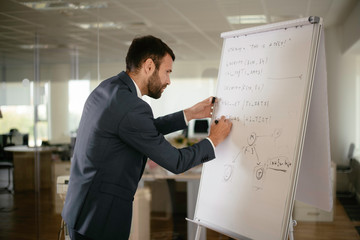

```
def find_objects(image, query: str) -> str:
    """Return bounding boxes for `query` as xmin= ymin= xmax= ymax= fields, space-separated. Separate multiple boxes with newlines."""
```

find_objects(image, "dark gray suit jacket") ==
xmin=62 ymin=71 xmax=215 ymax=239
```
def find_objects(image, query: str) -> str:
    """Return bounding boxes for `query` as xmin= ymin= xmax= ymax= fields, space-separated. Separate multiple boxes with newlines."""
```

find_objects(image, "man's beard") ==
xmin=147 ymin=70 xmax=167 ymax=99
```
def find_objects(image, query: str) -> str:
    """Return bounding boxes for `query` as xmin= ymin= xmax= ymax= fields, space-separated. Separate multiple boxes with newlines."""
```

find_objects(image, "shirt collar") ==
xmin=130 ymin=77 xmax=142 ymax=99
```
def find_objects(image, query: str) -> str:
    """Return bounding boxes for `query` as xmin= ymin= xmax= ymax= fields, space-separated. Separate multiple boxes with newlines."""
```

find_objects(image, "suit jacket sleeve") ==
xmin=153 ymin=110 xmax=187 ymax=135
xmin=118 ymin=100 xmax=215 ymax=174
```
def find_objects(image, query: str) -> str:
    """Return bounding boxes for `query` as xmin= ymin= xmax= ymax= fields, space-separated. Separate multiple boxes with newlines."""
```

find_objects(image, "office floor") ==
xmin=0 ymin=169 xmax=360 ymax=240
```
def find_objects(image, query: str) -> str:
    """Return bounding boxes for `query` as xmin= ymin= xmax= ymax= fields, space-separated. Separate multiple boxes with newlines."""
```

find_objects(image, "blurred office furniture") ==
xmin=130 ymin=187 xmax=151 ymax=240
xmin=56 ymin=175 xmax=151 ymax=240
xmin=0 ymin=130 xmax=28 ymax=149
xmin=336 ymin=143 xmax=355 ymax=196
xmin=52 ymin=161 xmax=71 ymax=213
xmin=4 ymin=145 xmax=55 ymax=191
xmin=194 ymin=119 xmax=209 ymax=134
xmin=142 ymin=168 xmax=204 ymax=240
xmin=0 ymin=161 xmax=13 ymax=193
xmin=187 ymin=119 xmax=210 ymax=139
xmin=51 ymin=143 xmax=72 ymax=161
xmin=57 ymin=175 xmax=71 ymax=240
xmin=8 ymin=129 xmax=25 ymax=145
xmin=0 ymin=134 xmax=14 ymax=193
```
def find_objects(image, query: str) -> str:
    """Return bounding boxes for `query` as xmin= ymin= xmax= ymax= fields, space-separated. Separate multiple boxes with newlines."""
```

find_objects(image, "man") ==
xmin=62 ymin=35 xmax=232 ymax=240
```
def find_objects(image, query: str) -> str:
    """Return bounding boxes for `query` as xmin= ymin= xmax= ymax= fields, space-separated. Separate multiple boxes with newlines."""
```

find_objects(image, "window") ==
xmin=0 ymin=105 xmax=33 ymax=137
xmin=0 ymin=81 xmax=49 ymax=146
xmin=68 ymin=80 xmax=90 ymax=133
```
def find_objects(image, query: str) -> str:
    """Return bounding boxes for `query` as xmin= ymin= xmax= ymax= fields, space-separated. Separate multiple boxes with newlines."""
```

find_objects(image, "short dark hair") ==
xmin=125 ymin=35 xmax=175 ymax=73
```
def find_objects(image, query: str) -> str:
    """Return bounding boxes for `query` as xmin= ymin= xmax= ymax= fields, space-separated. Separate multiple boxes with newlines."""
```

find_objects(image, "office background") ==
xmin=0 ymin=0 xmax=360 ymax=239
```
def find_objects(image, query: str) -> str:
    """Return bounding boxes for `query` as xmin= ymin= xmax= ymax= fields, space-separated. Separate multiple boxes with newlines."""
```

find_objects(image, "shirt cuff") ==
xmin=206 ymin=137 xmax=216 ymax=152
xmin=183 ymin=111 xmax=189 ymax=125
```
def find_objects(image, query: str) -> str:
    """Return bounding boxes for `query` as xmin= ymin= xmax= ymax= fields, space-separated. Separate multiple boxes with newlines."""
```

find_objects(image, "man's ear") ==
xmin=143 ymin=58 xmax=155 ymax=75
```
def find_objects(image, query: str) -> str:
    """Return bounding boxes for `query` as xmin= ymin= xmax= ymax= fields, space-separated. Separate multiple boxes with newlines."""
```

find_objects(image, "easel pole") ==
xmin=195 ymin=225 xmax=203 ymax=240
xmin=288 ymin=216 xmax=297 ymax=240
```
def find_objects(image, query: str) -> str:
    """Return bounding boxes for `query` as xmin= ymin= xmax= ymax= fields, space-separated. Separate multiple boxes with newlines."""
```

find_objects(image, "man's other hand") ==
xmin=184 ymin=96 xmax=216 ymax=121
xmin=208 ymin=116 xmax=232 ymax=147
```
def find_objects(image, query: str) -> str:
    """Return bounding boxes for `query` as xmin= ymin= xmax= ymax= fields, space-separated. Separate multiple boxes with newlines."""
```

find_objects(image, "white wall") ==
xmin=322 ymin=1 xmax=360 ymax=197
xmin=323 ymin=0 xmax=360 ymax=167
xmin=325 ymin=27 xmax=358 ymax=165
xmin=48 ymin=64 xmax=71 ymax=144
xmin=342 ymin=1 xmax=360 ymax=54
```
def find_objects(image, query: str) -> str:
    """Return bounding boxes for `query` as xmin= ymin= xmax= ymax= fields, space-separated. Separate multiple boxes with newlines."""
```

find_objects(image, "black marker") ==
xmin=212 ymin=97 xmax=218 ymax=124
xmin=211 ymin=97 xmax=216 ymax=104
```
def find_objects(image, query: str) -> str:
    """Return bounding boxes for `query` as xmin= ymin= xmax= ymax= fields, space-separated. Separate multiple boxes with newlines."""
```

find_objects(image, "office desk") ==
xmin=4 ymin=145 xmax=55 ymax=191
xmin=141 ymin=170 xmax=205 ymax=240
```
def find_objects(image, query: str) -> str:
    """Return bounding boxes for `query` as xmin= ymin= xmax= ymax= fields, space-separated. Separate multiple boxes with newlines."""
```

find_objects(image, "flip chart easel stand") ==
xmin=288 ymin=216 xmax=297 ymax=240
xmin=194 ymin=225 xmax=203 ymax=240
xmin=186 ymin=218 xmax=204 ymax=240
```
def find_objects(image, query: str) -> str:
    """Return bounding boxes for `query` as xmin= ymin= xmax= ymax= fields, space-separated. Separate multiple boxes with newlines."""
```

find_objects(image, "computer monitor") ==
xmin=187 ymin=119 xmax=210 ymax=139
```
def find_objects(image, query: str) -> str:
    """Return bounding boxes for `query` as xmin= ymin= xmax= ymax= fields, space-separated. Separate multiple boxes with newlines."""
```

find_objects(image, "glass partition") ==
xmin=0 ymin=9 xmax=101 ymax=240
xmin=35 ymin=21 xmax=101 ymax=240
xmin=0 ymin=33 xmax=40 ymax=238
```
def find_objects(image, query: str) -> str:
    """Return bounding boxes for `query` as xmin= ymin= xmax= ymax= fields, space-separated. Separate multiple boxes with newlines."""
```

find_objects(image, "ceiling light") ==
xmin=124 ymin=21 xmax=149 ymax=31
xmin=20 ymin=1 xmax=107 ymax=11
xmin=227 ymin=15 xmax=267 ymax=24
xmin=73 ymin=22 xmax=122 ymax=30
xmin=270 ymin=15 xmax=302 ymax=23
xmin=19 ymin=44 xmax=58 ymax=49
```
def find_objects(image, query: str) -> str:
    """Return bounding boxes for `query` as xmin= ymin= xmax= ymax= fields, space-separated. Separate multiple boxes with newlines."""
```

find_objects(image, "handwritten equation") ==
xmin=220 ymin=99 xmax=270 ymax=110
xmin=227 ymin=38 xmax=292 ymax=54
xmin=219 ymin=114 xmax=272 ymax=126
xmin=223 ymin=83 xmax=264 ymax=92
xmin=225 ymin=57 xmax=268 ymax=68
xmin=225 ymin=67 xmax=264 ymax=78
xmin=223 ymin=36 xmax=295 ymax=80
xmin=224 ymin=56 xmax=268 ymax=79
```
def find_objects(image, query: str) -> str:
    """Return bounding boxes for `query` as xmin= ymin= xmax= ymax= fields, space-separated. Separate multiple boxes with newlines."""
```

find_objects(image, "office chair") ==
xmin=0 ymin=134 xmax=14 ymax=193
xmin=336 ymin=143 xmax=355 ymax=197
xmin=0 ymin=161 xmax=14 ymax=193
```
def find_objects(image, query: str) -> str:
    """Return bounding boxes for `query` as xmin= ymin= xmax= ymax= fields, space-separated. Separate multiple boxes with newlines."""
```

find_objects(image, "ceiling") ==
xmin=0 ymin=0 xmax=358 ymax=66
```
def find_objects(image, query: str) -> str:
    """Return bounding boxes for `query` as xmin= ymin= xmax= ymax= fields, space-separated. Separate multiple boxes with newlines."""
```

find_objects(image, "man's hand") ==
xmin=208 ymin=116 xmax=232 ymax=147
xmin=184 ymin=97 xmax=216 ymax=121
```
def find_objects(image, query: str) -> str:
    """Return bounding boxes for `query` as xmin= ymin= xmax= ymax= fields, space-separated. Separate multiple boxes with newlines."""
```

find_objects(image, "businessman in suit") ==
xmin=62 ymin=35 xmax=232 ymax=240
